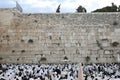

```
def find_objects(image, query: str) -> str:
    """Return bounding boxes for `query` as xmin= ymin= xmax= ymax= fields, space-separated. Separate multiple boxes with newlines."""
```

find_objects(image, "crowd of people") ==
xmin=83 ymin=63 xmax=120 ymax=80
xmin=0 ymin=63 xmax=119 ymax=80
xmin=0 ymin=63 xmax=78 ymax=80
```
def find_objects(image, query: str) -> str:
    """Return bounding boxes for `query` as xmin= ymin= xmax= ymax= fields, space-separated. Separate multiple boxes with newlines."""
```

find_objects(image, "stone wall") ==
xmin=0 ymin=8 xmax=120 ymax=63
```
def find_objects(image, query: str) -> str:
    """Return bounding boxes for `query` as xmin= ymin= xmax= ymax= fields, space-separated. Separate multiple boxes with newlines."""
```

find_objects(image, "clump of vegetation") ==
xmin=40 ymin=57 xmax=47 ymax=61
xmin=93 ymin=3 xmax=119 ymax=12
xmin=21 ymin=50 xmax=25 ymax=53
xmin=76 ymin=49 xmax=80 ymax=54
xmin=0 ymin=57 xmax=3 ymax=60
xmin=12 ymin=50 xmax=15 ymax=53
xmin=96 ymin=40 xmax=103 ymax=49
xmin=34 ymin=20 xmax=38 ymax=23
xmin=85 ymin=56 xmax=90 ymax=63
xmin=111 ymin=42 xmax=119 ymax=47
xmin=76 ymin=5 xmax=87 ymax=13
xmin=17 ymin=58 xmax=19 ymax=61
xmin=21 ymin=39 xmax=24 ymax=42
xmin=113 ymin=21 xmax=118 ymax=26
xmin=101 ymin=38 xmax=109 ymax=41
xmin=64 ymin=56 xmax=68 ymax=60
xmin=96 ymin=57 xmax=98 ymax=61
xmin=49 ymin=36 xmax=52 ymax=40
xmin=28 ymin=39 xmax=33 ymax=43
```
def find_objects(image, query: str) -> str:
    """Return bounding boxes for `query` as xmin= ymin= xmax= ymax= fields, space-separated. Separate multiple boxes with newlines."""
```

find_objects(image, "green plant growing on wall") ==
xmin=40 ymin=57 xmax=47 ymax=61
xmin=64 ymin=56 xmax=68 ymax=60
xmin=0 ymin=57 xmax=3 ymax=60
xmin=111 ymin=41 xmax=119 ymax=54
xmin=28 ymin=39 xmax=33 ymax=43
xmin=17 ymin=58 xmax=19 ymax=61
xmin=96 ymin=40 xmax=103 ymax=49
xmin=113 ymin=21 xmax=118 ymax=26
xmin=111 ymin=42 xmax=119 ymax=47
xmin=85 ymin=56 xmax=90 ymax=63
xmin=21 ymin=50 xmax=25 ymax=53
xmin=96 ymin=57 xmax=98 ymax=61
xmin=12 ymin=50 xmax=15 ymax=53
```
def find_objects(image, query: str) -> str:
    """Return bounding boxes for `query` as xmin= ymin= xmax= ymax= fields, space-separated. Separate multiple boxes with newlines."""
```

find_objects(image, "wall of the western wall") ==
xmin=0 ymin=8 xmax=120 ymax=63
